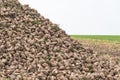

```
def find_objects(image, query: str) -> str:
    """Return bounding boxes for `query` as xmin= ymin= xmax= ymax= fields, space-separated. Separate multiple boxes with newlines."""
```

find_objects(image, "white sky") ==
xmin=19 ymin=0 xmax=120 ymax=35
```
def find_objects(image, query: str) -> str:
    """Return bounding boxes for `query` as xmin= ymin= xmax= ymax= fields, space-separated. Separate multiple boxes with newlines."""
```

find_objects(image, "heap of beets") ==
xmin=0 ymin=0 xmax=120 ymax=80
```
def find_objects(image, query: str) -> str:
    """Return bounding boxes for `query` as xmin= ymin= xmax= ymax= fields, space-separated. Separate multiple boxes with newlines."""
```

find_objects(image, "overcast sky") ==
xmin=19 ymin=0 xmax=120 ymax=35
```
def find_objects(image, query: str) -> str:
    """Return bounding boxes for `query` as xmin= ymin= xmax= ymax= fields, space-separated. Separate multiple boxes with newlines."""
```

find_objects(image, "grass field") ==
xmin=71 ymin=35 xmax=120 ymax=42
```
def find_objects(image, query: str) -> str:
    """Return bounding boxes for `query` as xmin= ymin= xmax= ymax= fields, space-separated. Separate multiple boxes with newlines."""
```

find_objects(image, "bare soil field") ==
xmin=77 ymin=39 xmax=120 ymax=57
xmin=73 ymin=38 xmax=120 ymax=67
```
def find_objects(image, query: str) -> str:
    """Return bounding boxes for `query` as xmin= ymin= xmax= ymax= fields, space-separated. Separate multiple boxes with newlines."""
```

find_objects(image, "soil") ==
xmin=77 ymin=39 xmax=120 ymax=56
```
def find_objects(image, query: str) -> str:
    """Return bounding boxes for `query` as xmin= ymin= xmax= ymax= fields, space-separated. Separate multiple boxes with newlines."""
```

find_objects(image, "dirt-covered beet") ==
xmin=0 ymin=0 xmax=120 ymax=80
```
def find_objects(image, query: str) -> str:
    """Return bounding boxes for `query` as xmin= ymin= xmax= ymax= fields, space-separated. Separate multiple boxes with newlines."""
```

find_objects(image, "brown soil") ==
xmin=77 ymin=39 xmax=120 ymax=56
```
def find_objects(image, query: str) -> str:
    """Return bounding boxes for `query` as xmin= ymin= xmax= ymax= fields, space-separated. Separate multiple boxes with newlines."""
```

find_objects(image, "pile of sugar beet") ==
xmin=0 ymin=0 xmax=120 ymax=80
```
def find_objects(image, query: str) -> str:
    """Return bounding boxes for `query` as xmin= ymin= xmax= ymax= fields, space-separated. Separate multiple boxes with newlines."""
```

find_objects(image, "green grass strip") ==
xmin=71 ymin=35 xmax=120 ymax=42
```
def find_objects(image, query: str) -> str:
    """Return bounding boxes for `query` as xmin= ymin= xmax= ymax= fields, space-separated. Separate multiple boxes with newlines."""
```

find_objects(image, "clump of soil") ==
xmin=0 ymin=0 xmax=120 ymax=79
